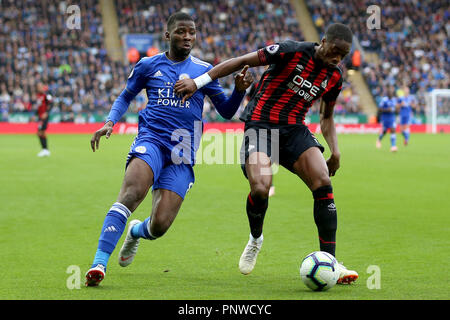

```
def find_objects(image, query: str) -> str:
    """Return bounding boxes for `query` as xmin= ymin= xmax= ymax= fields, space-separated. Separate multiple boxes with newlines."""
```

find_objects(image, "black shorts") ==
xmin=240 ymin=121 xmax=324 ymax=177
xmin=38 ymin=117 xmax=48 ymax=131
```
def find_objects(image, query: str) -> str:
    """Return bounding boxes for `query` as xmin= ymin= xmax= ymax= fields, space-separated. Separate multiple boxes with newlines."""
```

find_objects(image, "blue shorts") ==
xmin=382 ymin=120 xmax=396 ymax=130
xmin=400 ymin=114 xmax=411 ymax=125
xmin=126 ymin=136 xmax=195 ymax=199
xmin=380 ymin=114 xmax=396 ymax=131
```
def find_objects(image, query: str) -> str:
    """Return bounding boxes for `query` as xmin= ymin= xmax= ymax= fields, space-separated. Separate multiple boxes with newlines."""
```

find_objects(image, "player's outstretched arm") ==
xmin=209 ymin=65 xmax=254 ymax=120
xmin=319 ymin=99 xmax=340 ymax=176
xmin=174 ymin=52 xmax=261 ymax=103
xmin=90 ymin=120 xmax=114 ymax=152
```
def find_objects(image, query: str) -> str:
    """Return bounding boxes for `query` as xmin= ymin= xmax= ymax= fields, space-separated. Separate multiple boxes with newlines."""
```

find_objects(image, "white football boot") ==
xmin=118 ymin=219 xmax=141 ymax=267
xmin=239 ymin=234 xmax=263 ymax=275
xmin=37 ymin=149 xmax=50 ymax=157
xmin=336 ymin=262 xmax=359 ymax=284
xmin=85 ymin=264 xmax=106 ymax=287
xmin=376 ymin=140 xmax=382 ymax=149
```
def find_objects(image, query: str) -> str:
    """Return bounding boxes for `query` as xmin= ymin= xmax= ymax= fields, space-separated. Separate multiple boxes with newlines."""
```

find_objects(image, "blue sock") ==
xmin=131 ymin=217 xmax=156 ymax=240
xmin=92 ymin=202 xmax=131 ymax=268
xmin=403 ymin=130 xmax=410 ymax=142
xmin=390 ymin=134 xmax=396 ymax=147
xmin=92 ymin=249 xmax=110 ymax=270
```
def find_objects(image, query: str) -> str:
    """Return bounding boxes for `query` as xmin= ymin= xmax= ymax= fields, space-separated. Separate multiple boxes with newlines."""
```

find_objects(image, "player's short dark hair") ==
xmin=167 ymin=12 xmax=194 ymax=31
xmin=324 ymin=23 xmax=353 ymax=44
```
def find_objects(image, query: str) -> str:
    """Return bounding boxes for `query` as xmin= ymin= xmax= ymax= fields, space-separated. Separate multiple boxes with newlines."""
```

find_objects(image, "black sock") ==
xmin=39 ymin=136 xmax=47 ymax=149
xmin=246 ymin=193 xmax=268 ymax=239
xmin=312 ymin=185 xmax=337 ymax=257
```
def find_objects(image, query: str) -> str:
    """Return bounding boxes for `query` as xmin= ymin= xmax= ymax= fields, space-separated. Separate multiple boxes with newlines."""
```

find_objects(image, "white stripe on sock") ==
xmin=111 ymin=202 xmax=131 ymax=218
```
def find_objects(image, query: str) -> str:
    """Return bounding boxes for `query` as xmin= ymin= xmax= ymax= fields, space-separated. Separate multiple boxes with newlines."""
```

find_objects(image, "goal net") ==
xmin=426 ymin=89 xmax=450 ymax=133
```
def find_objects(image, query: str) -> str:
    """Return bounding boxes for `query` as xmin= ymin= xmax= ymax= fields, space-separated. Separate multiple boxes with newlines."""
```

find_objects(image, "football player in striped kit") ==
xmin=175 ymin=23 xmax=358 ymax=284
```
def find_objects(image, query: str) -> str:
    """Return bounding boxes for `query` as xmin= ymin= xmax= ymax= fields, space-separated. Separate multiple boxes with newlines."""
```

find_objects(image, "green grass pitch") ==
xmin=0 ymin=132 xmax=448 ymax=300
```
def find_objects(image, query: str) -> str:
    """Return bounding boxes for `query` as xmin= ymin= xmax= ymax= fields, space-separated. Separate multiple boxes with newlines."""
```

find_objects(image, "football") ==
xmin=299 ymin=251 xmax=339 ymax=291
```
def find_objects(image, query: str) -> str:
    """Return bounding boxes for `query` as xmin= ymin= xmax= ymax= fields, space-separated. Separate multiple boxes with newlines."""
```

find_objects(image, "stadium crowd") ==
xmin=0 ymin=0 xmax=132 ymax=123
xmin=2 ymin=0 xmax=446 ymax=124
xmin=0 ymin=0 xmax=365 ymax=123
xmin=307 ymin=0 xmax=449 ymax=117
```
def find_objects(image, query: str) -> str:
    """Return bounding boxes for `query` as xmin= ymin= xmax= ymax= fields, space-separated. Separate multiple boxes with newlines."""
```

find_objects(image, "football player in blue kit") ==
xmin=376 ymin=86 xmax=398 ymax=152
xmin=397 ymin=86 xmax=416 ymax=146
xmin=85 ymin=12 xmax=253 ymax=286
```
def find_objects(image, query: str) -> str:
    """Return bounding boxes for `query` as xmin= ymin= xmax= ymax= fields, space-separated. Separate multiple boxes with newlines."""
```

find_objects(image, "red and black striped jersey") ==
xmin=240 ymin=41 xmax=343 ymax=125
xmin=36 ymin=92 xmax=49 ymax=119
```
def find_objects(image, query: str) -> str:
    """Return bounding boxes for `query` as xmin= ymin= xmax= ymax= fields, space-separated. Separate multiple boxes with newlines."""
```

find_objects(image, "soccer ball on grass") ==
xmin=300 ymin=251 xmax=339 ymax=291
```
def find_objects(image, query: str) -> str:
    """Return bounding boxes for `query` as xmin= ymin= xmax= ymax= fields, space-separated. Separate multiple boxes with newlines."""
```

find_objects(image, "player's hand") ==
xmin=234 ymin=65 xmax=253 ymax=92
xmin=326 ymin=153 xmax=340 ymax=177
xmin=90 ymin=121 xmax=113 ymax=152
xmin=174 ymin=78 xmax=197 ymax=104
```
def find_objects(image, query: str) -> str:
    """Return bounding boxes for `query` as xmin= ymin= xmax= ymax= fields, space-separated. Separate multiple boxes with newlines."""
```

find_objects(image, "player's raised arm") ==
xmin=174 ymin=51 xmax=262 ymax=103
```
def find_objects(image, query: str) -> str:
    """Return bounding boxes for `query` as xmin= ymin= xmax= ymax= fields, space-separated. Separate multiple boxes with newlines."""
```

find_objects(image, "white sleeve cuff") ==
xmin=193 ymin=73 xmax=213 ymax=90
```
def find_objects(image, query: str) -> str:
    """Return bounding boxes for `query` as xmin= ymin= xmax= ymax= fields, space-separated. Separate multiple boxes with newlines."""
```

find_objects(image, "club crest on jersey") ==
xmin=179 ymin=73 xmax=190 ymax=80
xmin=135 ymin=146 xmax=147 ymax=154
xmin=266 ymin=44 xmax=279 ymax=54
xmin=321 ymin=78 xmax=328 ymax=89
xmin=296 ymin=64 xmax=304 ymax=72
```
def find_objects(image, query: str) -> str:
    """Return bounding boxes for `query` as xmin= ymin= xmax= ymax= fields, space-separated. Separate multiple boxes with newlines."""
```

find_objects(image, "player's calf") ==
xmin=312 ymin=185 xmax=337 ymax=257
xmin=246 ymin=192 xmax=269 ymax=239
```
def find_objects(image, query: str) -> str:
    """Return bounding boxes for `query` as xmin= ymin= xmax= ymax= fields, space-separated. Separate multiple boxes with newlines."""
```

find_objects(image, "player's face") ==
xmin=318 ymin=38 xmax=351 ymax=67
xmin=167 ymin=20 xmax=196 ymax=58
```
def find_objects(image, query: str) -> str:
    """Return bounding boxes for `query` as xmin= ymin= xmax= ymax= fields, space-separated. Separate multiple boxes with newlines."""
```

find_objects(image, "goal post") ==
xmin=427 ymin=89 xmax=450 ymax=134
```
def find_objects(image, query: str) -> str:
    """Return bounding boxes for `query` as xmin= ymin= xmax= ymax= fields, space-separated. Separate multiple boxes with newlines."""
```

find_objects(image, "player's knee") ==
xmin=250 ymin=180 xmax=271 ymax=201
xmin=311 ymin=174 xmax=331 ymax=192
xmin=119 ymin=187 xmax=147 ymax=211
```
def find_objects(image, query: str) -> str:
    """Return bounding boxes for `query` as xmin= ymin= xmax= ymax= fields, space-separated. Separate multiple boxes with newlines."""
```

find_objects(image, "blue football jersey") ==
xmin=124 ymin=53 xmax=227 ymax=163
xmin=378 ymin=96 xmax=396 ymax=123
xmin=398 ymin=95 xmax=415 ymax=117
